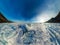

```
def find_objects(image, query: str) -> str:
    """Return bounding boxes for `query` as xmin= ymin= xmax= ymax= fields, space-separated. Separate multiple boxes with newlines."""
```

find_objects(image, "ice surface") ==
xmin=0 ymin=23 xmax=60 ymax=45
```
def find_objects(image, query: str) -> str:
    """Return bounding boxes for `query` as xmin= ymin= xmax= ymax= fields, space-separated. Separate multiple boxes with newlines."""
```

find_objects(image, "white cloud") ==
xmin=31 ymin=11 xmax=58 ymax=23
xmin=56 ymin=0 xmax=60 ymax=11
xmin=30 ymin=0 xmax=60 ymax=23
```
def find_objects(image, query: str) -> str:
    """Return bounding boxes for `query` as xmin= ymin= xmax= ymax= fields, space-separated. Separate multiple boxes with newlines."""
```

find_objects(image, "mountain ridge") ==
xmin=46 ymin=12 xmax=60 ymax=23
xmin=0 ymin=12 xmax=12 ymax=23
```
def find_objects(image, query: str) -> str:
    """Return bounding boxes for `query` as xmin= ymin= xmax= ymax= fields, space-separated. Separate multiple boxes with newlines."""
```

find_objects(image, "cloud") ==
xmin=31 ymin=9 xmax=59 ymax=22
xmin=0 ymin=0 xmax=60 ymax=22
xmin=55 ymin=0 xmax=60 ymax=11
xmin=30 ymin=0 xmax=60 ymax=22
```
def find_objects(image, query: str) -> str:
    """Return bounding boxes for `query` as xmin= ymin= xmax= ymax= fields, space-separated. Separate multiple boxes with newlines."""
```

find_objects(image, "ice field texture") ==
xmin=0 ymin=23 xmax=60 ymax=45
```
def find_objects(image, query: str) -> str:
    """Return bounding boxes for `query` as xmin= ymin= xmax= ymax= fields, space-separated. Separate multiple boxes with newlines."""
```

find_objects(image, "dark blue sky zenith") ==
xmin=0 ymin=0 xmax=60 ymax=22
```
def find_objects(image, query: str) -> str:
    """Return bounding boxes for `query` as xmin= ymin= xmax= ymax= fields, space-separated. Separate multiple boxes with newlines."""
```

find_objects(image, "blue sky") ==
xmin=0 ymin=0 xmax=60 ymax=22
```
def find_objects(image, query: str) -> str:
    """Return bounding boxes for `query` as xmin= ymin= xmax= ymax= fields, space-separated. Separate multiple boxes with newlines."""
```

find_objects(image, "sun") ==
xmin=39 ymin=18 xmax=47 ymax=23
xmin=34 ymin=16 xmax=47 ymax=23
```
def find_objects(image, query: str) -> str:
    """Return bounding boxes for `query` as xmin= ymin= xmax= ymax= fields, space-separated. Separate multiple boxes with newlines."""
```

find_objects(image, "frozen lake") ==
xmin=0 ymin=23 xmax=60 ymax=45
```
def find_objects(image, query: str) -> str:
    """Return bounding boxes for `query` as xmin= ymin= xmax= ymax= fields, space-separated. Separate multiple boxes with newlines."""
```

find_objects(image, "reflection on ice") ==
xmin=0 ymin=23 xmax=60 ymax=45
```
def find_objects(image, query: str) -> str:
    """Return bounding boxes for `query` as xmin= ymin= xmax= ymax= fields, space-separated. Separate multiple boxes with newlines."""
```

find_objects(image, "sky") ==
xmin=0 ymin=0 xmax=60 ymax=22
